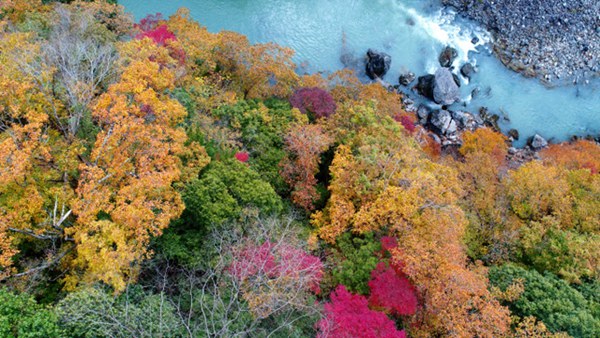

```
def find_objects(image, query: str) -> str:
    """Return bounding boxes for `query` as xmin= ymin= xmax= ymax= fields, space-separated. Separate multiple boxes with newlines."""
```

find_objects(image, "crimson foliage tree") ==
xmin=317 ymin=285 xmax=407 ymax=338
xmin=368 ymin=262 xmax=418 ymax=316
xmin=289 ymin=87 xmax=336 ymax=119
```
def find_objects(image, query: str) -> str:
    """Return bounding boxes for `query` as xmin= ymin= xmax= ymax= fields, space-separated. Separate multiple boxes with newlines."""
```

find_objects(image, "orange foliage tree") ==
xmin=312 ymin=106 xmax=511 ymax=336
xmin=0 ymin=18 xmax=208 ymax=291
xmin=68 ymin=37 xmax=208 ymax=291
xmin=280 ymin=124 xmax=333 ymax=210
xmin=457 ymin=128 xmax=510 ymax=262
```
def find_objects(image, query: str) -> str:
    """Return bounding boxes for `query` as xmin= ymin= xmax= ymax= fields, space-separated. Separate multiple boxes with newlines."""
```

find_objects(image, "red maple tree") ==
xmin=317 ymin=285 xmax=407 ymax=338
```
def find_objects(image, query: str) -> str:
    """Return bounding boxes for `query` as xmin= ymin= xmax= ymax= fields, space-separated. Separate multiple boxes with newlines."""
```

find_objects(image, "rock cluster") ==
xmin=442 ymin=0 xmax=600 ymax=84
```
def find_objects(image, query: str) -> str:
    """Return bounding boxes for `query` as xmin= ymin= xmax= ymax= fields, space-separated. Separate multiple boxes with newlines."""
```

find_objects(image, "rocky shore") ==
xmin=442 ymin=0 xmax=600 ymax=85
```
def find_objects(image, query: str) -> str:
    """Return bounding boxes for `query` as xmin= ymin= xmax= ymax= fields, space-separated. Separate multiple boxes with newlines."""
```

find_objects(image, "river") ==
xmin=119 ymin=0 xmax=600 ymax=146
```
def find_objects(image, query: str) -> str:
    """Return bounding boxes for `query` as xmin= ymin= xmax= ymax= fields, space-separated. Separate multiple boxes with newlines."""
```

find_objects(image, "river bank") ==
xmin=442 ymin=0 xmax=600 ymax=85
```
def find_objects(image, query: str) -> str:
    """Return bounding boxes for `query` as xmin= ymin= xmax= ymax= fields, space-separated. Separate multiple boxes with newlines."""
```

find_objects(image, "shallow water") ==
xmin=120 ymin=0 xmax=600 ymax=146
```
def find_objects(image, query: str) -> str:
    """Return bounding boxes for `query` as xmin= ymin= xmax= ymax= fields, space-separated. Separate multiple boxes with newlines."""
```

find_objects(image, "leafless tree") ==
xmin=147 ymin=214 xmax=324 ymax=337
xmin=44 ymin=5 xmax=118 ymax=137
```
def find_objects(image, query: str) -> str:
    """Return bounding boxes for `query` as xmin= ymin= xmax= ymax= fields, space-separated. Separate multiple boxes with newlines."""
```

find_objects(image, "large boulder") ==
xmin=365 ymin=49 xmax=391 ymax=80
xmin=433 ymin=68 xmax=460 ymax=105
xmin=439 ymin=46 xmax=458 ymax=67
xmin=529 ymin=134 xmax=548 ymax=150
xmin=429 ymin=109 xmax=457 ymax=135
xmin=415 ymin=74 xmax=435 ymax=100
xmin=416 ymin=104 xmax=431 ymax=124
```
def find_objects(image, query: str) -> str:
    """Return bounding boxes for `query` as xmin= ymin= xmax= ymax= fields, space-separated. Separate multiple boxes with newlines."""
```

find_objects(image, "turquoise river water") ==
xmin=120 ymin=0 xmax=600 ymax=146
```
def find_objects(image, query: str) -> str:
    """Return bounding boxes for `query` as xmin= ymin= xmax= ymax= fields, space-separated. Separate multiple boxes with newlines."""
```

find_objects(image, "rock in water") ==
xmin=429 ymin=109 xmax=457 ymax=135
xmin=433 ymin=68 xmax=460 ymax=105
xmin=438 ymin=46 xmax=458 ymax=67
xmin=399 ymin=71 xmax=416 ymax=86
xmin=529 ymin=134 xmax=548 ymax=150
xmin=460 ymin=63 xmax=476 ymax=80
xmin=416 ymin=105 xmax=431 ymax=124
xmin=415 ymin=74 xmax=435 ymax=100
xmin=508 ymin=129 xmax=520 ymax=141
xmin=365 ymin=49 xmax=391 ymax=80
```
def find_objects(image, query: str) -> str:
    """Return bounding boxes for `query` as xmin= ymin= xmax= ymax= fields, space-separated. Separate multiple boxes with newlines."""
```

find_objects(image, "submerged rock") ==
xmin=365 ymin=49 xmax=391 ymax=80
xmin=433 ymin=68 xmax=460 ymax=105
xmin=438 ymin=46 xmax=458 ymax=67
xmin=460 ymin=63 xmax=476 ymax=80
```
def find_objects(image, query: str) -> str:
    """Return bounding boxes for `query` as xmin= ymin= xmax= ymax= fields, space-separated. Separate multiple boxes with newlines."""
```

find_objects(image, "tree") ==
xmin=0 ymin=288 xmax=62 ymax=338
xmin=289 ymin=87 xmax=337 ymax=120
xmin=368 ymin=262 xmax=417 ymax=317
xmin=330 ymin=232 xmax=381 ymax=295
xmin=316 ymin=285 xmax=407 ymax=338
xmin=281 ymin=124 xmax=333 ymax=210
xmin=489 ymin=264 xmax=600 ymax=337
xmin=211 ymin=31 xmax=298 ymax=99
xmin=541 ymin=140 xmax=600 ymax=174
xmin=57 ymin=286 xmax=182 ymax=338
xmin=312 ymin=105 xmax=511 ymax=337
xmin=44 ymin=4 xmax=119 ymax=137
xmin=456 ymin=128 xmax=509 ymax=262
xmin=156 ymin=215 xmax=323 ymax=337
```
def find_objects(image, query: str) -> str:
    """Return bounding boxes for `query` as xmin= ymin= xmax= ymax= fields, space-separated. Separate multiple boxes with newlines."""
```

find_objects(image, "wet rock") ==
xmin=460 ymin=63 xmax=476 ymax=80
xmin=452 ymin=73 xmax=461 ymax=87
xmin=471 ymin=36 xmax=480 ymax=44
xmin=479 ymin=107 xmax=501 ymax=131
xmin=451 ymin=110 xmax=480 ymax=131
xmin=508 ymin=129 xmax=520 ymax=141
xmin=439 ymin=46 xmax=458 ymax=67
xmin=429 ymin=109 xmax=457 ymax=135
xmin=416 ymin=104 xmax=431 ymax=124
xmin=403 ymin=97 xmax=417 ymax=112
xmin=433 ymin=68 xmax=460 ymax=105
xmin=399 ymin=72 xmax=416 ymax=86
xmin=415 ymin=74 xmax=435 ymax=100
xmin=529 ymin=134 xmax=548 ymax=150
xmin=365 ymin=49 xmax=391 ymax=80
xmin=471 ymin=87 xmax=480 ymax=99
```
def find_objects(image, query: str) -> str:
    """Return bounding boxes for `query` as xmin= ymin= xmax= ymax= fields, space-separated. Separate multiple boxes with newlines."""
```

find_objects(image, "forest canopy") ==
xmin=0 ymin=1 xmax=598 ymax=337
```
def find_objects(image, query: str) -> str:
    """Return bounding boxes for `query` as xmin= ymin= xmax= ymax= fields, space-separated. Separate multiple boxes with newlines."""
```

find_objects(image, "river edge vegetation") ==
xmin=0 ymin=1 xmax=598 ymax=337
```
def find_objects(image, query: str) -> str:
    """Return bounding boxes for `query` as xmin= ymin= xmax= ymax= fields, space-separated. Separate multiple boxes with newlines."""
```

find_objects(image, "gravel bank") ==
xmin=442 ymin=0 xmax=600 ymax=85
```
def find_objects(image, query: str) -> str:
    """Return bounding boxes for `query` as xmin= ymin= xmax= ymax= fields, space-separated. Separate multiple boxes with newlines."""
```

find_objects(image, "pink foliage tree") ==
xmin=228 ymin=239 xmax=323 ymax=318
xmin=394 ymin=114 xmax=416 ymax=134
xmin=289 ymin=87 xmax=337 ymax=119
xmin=234 ymin=151 xmax=250 ymax=163
xmin=317 ymin=285 xmax=407 ymax=338
xmin=136 ymin=24 xmax=177 ymax=46
xmin=135 ymin=13 xmax=163 ymax=32
xmin=368 ymin=262 xmax=418 ymax=316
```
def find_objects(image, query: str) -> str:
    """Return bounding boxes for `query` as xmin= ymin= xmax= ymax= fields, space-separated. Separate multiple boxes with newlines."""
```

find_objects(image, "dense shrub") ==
xmin=331 ymin=232 xmax=381 ymax=295
xmin=0 ymin=289 xmax=62 ymax=338
xmin=489 ymin=264 xmax=600 ymax=337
